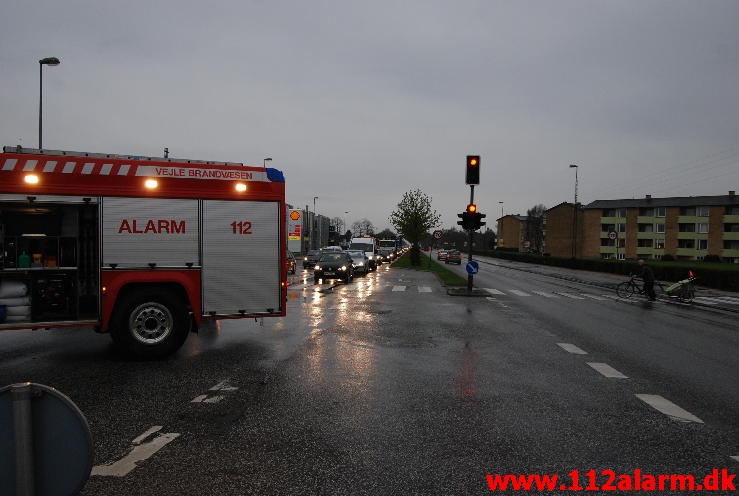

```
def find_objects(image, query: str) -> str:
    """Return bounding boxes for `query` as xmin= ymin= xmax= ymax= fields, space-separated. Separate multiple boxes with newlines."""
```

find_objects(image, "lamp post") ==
xmin=313 ymin=196 xmax=319 ymax=250
xmin=263 ymin=157 xmax=272 ymax=169
xmin=498 ymin=201 xmax=504 ymax=248
xmin=38 ymin=57 xmax=60 ymax=150
xmin=569 ymin=164 xmax=579 ymax=258
xmin=344 ymin=211 xmax=349 ymax=242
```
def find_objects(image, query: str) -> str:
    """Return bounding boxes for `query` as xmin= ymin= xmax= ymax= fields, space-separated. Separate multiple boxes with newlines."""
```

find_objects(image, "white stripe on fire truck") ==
xmin=2 ymin=158 xmax=17 ymax=171
xmin=82 ymin=162 xmax=95 ymax=174
xmin=100 ymin=163 xmax=113 ymax=175
xmin=23 ymin=160 xmax=38 ymax=171
xmin=43 ymin=161 xmax=58 ymax=172
xmin=63 ymin=161 xmax=77 ymax=173
xmin=118 ymin=164 xmax=131 ymax=175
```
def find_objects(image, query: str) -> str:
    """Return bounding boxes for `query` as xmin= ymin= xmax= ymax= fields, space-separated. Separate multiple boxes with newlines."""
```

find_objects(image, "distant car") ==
xmin=314 ymin=252 xmax=355 ymax=283
xmin=437 ymin=250 xmax=448 ymax=261
xmin=445 ymin=250 xmax=462 ymax=264
xmin=322 ymin=246 xmax=343 ymax=252
xmin=286 ymin=251 xmax=296 ymax=274
xmin=303 ymin=250 xmax=321 ymax=268
xmin=346 ymin=250 xmax=369 ymax=274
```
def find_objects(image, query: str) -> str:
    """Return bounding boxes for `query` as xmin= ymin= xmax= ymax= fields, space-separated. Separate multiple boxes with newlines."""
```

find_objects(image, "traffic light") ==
xmin=466 ymin=203 xmax=477 ymax=213
xmin=472 ymin=212 xmax=486 ymax=230
xmin=466 ymin=155 xmax=480 ymax=185
xmin=457 ymin=211 xmax=474 ymax=230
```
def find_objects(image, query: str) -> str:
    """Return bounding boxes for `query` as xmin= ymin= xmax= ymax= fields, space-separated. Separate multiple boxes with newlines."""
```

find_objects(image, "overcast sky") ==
xmin=2 ymin=0 xmax=738 ymax=231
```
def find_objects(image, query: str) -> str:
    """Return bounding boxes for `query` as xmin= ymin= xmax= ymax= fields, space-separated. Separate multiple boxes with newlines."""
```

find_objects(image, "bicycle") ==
xmin=615 ymin=275 xmax=665 ymax=300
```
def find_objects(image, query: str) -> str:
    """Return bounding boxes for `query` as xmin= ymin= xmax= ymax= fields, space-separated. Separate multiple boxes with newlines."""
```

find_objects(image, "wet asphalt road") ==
xmin=0 ymin=259 xmax=737 ymax=495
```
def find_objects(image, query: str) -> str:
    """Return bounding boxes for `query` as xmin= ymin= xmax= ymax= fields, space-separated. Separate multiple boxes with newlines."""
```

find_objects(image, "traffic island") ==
xmin=391 ymin=251 xmax=467 ymax=287
xmin=446 ymin=287 xmax=490 ymax=297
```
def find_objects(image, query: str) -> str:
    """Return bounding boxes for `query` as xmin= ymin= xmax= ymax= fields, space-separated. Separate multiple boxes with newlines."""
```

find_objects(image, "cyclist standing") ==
xmin=635 ymin=258 xmax=657 ymax=301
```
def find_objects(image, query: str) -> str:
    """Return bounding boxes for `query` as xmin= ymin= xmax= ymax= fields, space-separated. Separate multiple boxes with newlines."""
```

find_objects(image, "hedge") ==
xmin=473 ymin=250 xmax=739 ymax=292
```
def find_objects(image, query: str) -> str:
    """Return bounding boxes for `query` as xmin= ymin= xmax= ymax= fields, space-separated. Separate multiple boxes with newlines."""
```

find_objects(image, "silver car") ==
xmin=346 ymin=250 xmax=369 ymax=275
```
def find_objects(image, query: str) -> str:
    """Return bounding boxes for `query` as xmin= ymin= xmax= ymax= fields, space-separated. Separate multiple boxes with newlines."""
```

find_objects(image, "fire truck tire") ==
xmin=110 ymin=288 xmax=189 ymax=359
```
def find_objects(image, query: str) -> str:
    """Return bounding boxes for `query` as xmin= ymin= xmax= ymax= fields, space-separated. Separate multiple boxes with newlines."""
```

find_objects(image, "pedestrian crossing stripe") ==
xmin=418 ymin=286 xmax=432 ymax=293
xmin=532 ymin=291 xmax=557 ymax=298
xmin=392 ymin=285 xmax=406 ymax=292
xmin=484 ymin=288 xmax=505 ymax=295
xmin=557 ymin=293 xmax=585 ymax=300
xmin=508 ymin=290 xmax=531 ymax=296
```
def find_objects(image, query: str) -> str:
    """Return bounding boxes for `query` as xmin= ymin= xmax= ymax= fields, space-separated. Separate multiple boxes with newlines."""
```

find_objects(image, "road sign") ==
xmin=433 ymin=230 xmax=443 ymax=240
xmin=608 ymin=231 xmax=618 ymax=240
xmin=0 ymin=383 xmax=93 ymax=495
xmin=466 ymin=260 xmax=479 ymax=275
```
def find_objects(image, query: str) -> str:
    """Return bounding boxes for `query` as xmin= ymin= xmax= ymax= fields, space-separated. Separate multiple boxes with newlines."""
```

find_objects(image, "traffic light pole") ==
xmin=467 ymin=185 xmax=475 ymax=293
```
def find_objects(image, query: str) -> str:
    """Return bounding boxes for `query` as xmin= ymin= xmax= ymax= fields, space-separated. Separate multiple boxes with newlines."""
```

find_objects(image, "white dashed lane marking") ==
xmin=484 ymin=288 xmax=505 ymax=295
xmin=635 ymin=394 xmax=704 ymax=423
xmin=557 ymin=343 xmax=588 ymax=355
xmin=392 ymin=285 xmax=406 ymax=292
xmin=587 ymin=362 xmax=628 ymax=379
xmin=731 ymin=455 xmax=739 ymax=463
xmin=581 ymin=293 xmax=609 ymax=301
xmin=92 ymin=428 xmax=180 ymax=477
xmin=417 ymin=286 xmax=432 ymax=293
xmin=557 ymin=292 xmax=585 ymax=300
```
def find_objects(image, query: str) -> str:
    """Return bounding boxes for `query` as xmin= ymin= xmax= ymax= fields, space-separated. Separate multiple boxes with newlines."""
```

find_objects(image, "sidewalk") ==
xmin=473 ymin=254 xmax=739 ymax=312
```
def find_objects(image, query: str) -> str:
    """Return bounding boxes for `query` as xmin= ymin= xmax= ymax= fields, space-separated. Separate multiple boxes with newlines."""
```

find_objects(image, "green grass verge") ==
xmin=392 ymin=251 xmax=467 ymax=286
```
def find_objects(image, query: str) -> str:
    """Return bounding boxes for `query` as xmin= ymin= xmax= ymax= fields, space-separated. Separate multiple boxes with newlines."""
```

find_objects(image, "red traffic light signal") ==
xmin=466 ymin=155 xmax=480 ymax=185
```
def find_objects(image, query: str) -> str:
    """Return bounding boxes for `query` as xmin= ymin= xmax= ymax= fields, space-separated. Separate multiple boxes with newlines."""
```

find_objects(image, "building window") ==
xmin=637 ymin=239 xmax=653 ymax=248
xmin=617 ymin=223 xmax=626 ymax=233
xmin=680 ymin=207 xmax=696 ymax=216
xmin=601 ymin=224 xmax=616 ymax=233
xmin=655 ymin=223 xmax=665 ymax=233
xmin=678 ymin=239 xmax=695 ymax=249
xmin=655 ymin=239 xmax=665 ymax=249
xmin=618 ymin=238 xmax=626 ymax=248
xmin=678 ymin=223 xmax=696 ymax=233
xmin=604 ymin=208 xmax=626 ymax=218
xmin=617 ymin=252 xmax=626 ymax=260
xmin=697 ymin=206 xmax=710 ymax=217
xmin=697 ymin=223 xmax=709 ymax=234
xmin=638 ymin=224 xmax=654 ymax=233
xmin=724 ymin=240 xmax=739 ymax=250
xmin=640 ymin=208 xmax=654 ymax=217
xmin=727 ymin=206 xmax=739 ymax=215
xmin=655 ymin=207 xmax=666 ymax=217
xmin=697 ymin=239 xmax=708 ymax=250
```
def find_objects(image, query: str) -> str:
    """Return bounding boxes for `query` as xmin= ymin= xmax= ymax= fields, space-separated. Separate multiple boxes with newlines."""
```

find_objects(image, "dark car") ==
xmin=445 ymin=250 xmax=462 ymax=264
xmin=314 ymin=252 xmax=355 ymax=283
xmin=286 ymin=251 xmax=296 ymax=274
xmin=303 ymin=250 xmax=321 ymax=269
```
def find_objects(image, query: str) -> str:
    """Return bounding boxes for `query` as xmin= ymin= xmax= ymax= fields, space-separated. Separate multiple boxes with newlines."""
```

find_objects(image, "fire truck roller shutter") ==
xmin=201 ymin=200 xmax=280 ymax=315
xmin=102 ymin=197 xmax=199 ymax=268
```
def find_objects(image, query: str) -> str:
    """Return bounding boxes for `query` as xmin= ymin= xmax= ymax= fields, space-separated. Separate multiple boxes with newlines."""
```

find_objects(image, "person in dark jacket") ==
xmin=635 ymin=258 xmax=656 ymax=301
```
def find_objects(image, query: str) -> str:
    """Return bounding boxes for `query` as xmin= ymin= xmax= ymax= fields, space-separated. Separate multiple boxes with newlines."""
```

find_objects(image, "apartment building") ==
xmin=542 ymin=202 xmax=584 ymax=258
xmin=496 ymin=215 xmax=527 ymax=251
xmin=579 ymin=192 xmax=739 ymax=262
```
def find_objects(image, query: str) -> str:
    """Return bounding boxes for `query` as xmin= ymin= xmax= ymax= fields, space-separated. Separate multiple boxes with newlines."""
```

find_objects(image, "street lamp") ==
xmin=498 ymin=201 xmax=504 ymax=248
xmin=313 ymin=196 xmax=319 ymax=250
xmin=569 ymin=164 xmax=579 ymax=258
xmin=38 ymin=56 xmax=60 ymax=150
xmin=263 ymin=157 xmax=272 ymax=169
xmin=344 ymin=211 xmax=350 ymax=239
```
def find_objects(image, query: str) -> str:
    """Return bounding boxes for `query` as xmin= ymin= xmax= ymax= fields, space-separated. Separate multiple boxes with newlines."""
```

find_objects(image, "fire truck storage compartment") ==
xmin=102 ymin=197 xmax=199 ymax=268
xmin=0 ymin=197 xmax=99 ymax=323
xmin=202 ymin=200 xmax=281 ymax=315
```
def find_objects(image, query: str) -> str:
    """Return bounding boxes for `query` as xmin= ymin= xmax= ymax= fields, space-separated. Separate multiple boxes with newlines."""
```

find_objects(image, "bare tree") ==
xmin=389 ymin=189 xmax=440 ymax=265
xmin=524 ymin=204 xmax=546 ymax=253
xmin=331 ymin=216 xmax=345 ymax=235
xmin=351 ymin=218 xmax=375 ymax=236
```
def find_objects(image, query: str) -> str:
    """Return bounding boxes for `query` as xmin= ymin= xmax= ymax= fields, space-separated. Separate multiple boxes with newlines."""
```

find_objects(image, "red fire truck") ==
xmin=0 ymin=146 xmax=287 ymax=358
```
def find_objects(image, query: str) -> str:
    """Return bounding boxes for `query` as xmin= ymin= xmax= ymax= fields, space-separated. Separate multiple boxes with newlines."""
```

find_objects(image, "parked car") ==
xmin=346 ymin=250 xmax=370 ymax=275
xmin=437 ymin=249 xmax=448 ymax=261
xmin=445 ymin=250 xmax=462 ymax=264
xmin=303 ymin=250 xmax=321 ymax=269
xmin=314 ymin=252 xmax=355 ymax=283
xmin=286 ymin=251 xmax=296 ymax=274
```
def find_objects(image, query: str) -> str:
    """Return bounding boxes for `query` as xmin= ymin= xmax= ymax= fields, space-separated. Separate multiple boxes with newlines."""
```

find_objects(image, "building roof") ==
xmin=545 ymin=201 xmax=576 ymax=212
xmin=496 ymin=214 xmax=528 ymax=222
xmin=584 ymin=194 xmax=737 ymax=209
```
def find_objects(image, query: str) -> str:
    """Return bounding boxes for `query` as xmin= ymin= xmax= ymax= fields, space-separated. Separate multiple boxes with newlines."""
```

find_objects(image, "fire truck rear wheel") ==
xmin=110 ymin=288 xmax=189 ymax=359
